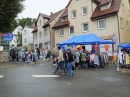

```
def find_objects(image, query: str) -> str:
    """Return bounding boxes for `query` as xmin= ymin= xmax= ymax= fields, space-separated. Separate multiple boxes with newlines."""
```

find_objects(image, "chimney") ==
xmin=51 ymin=12 xmax=53 ymax=15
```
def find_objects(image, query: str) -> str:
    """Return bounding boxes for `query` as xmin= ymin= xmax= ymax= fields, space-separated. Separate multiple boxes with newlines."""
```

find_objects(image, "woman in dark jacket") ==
xmin=66 ymin=49 xmax=74 ymax=78
xmin=63 ymin=52 xmax=67 ymax=69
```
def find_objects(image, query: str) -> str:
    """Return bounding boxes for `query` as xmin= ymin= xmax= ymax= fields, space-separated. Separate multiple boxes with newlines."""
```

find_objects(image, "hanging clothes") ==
xmin=75 ymin=51 xmax=80 ymax=63
xmin=104 ymin=44 xmax=109 ymax=51
xmin=94 ymin=54 xmax=99 ymax=66
xmin=118 ymin=52 xmax=123 ymax=64
xmin=94 ymin=44 xmax=98 ymax=51
xmin=104 ymin=53 xmax=108 ymax=64
xmin=100 ymin=54 xmax=105 ymax=67
xmin=125 ymin=54 xmax=130 ymax=65
xmin=90 ymin=54 xmax=95 ymax=62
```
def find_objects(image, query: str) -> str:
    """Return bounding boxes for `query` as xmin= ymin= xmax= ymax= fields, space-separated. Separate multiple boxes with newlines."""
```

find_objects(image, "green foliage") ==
xmin=16 ymin=31 xmax=22 ymax=46
xmin=11 ymin=18 xmax=36 ymax=31
xmin=0 ymin=0 xmax=25 ymax=32
xmin=18 ymin=18 xmax=36 ymax=28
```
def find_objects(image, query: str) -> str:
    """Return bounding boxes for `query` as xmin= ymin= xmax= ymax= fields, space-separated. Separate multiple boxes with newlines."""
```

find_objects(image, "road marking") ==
xmin=0 ymin=75 xmax=4 ymax=78
xmin=32 ymin=75 xmax=59 ymax=78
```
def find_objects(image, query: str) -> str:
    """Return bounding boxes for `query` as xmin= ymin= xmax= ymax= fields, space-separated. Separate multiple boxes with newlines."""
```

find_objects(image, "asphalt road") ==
xmin=0 ymin=61 xmax=130 ymax=97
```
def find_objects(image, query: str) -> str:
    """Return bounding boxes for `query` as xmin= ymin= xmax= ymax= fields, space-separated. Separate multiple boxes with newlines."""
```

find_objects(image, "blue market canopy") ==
xmin=118 ymin=43 xmax=130 ymax=48
xmin=57 ymin=33 xmax=115 ymax=45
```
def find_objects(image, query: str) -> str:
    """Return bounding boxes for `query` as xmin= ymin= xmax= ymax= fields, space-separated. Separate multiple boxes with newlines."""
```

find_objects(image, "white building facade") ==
xmin=9 ymin=25 xmax=23 ymax=47
xmin=22 ymin=26 xmax=34 ymax=46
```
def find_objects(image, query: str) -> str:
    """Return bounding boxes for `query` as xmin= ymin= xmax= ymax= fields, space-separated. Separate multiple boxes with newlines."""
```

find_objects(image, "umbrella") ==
xmin=51 ymin=47 xmax=59 ymax=56
xmin=65 ymin=46 xmax=75 ymax=55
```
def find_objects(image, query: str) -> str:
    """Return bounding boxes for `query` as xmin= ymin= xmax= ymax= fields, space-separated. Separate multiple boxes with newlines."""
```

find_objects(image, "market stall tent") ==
xmin=118 ymin=43 xmax=130 ymax=48
xmin=57 ymin=33 xmax=115 ymax=45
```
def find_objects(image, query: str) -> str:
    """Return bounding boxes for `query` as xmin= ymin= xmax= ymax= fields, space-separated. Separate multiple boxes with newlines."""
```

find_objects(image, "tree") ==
xmin=16 ymin=31 xmax=22 ymax=47
xmin=18 ymin=18 xmax=36 ymax=28
xmin=0 ymin=0 xmax=25 ymax=32
xmin=11 ymin=18 xmax=36 ymax=31
xmin=11 ymin=19 xmax=19 ymax=32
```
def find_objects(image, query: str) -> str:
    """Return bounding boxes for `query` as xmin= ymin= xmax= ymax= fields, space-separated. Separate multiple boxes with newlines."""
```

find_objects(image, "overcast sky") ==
xmin=18 ymin=0 xmax=70 ymax=19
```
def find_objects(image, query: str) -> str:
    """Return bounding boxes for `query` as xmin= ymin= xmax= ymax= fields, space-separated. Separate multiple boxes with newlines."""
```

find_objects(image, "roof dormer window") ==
xmin=100 ymin=4 xmax=109 ymax=10
xmin=61 ymin=17 xmax=67 ymax=22
xmin=100 ymin=2 xmax=111 ymax=11
xmin=62 ymin=17 xmax=67 ymax=20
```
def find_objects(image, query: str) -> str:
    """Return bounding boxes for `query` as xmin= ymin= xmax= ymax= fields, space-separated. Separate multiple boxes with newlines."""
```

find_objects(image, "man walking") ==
xmin=53 ymin=46 xmax=66 ymax=74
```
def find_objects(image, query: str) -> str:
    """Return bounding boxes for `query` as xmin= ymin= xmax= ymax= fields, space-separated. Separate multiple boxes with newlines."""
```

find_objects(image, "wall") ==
xmin=67 ymin=0 xmax=118 ymax=37
xmin=22 ymin=27 xmax=29 ymax=46
xmin=55 ymin=27 xmax=70 ymax=46
xmin=34 ymin=15 xmax=49 ymax=49
xmin=55 ymin=0 xmax=119 ymax=46
xmin=42 ymin=26 xmax=51 ymax=50
xmin=29 ymin=28 xmax=33 ymax=44
xmin=118 ymin=0 xmax=130 ymax=43
xmin=50 ymin=10 xmax=64 ymax=49
xmin=22 ymin=26 xmax=33 ymax=46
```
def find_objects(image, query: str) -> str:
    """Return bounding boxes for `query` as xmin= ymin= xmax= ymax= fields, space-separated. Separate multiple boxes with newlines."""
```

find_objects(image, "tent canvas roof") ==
xmin=57 ymin=33 xmax=115 ymax=45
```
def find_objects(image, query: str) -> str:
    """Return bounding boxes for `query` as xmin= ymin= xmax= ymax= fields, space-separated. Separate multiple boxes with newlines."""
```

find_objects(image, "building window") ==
xmin=69 ymin=26 xmax=74 ymax=34
xmin=100 ymin=4 xmax=109 ymax=11
xmin=98 ymin=19 xmax=105 ymax=29
xmin=24 ymin=30 xmax=26 ymax=35
xmin=24 ymin=38 xmax=27 ymax=43
xmin=39 ymin=32 xmax=42 ymax=38
xmin=120 ymin=18 xmax=124 ymax=29
xmin=62 ymin=17 xmax=67 ymax=21
xmin=72 ymin=10 xmax=76 ymax=18
xmin=44 ymin=29 xmax=47 ymax=36
xmin=126 ymin=22 xmax=129 ymax=31
xmin=48 ymin=41 xmax=50 ymax=45
xmin=40 ymin=20 xmax=41 ymax=26
xmin=82 ymin=23 xmax=88 ymax=32
xmin=59 ymin=29 xmax=64 ymax=36
xmin=122 ymin=4 xmax=125 ymax=12
xmin=35 ymin=33 xmax=37 ymax=39
xmin=82 ymin=7 xmax=87 ymax=15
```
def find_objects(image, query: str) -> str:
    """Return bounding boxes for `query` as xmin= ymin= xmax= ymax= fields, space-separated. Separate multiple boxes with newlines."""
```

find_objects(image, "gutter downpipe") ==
xmin=117 ymin=14 xmax=121 ymax=44
xmin=91 ymin=0 xmax=94 ymax=13
xmin=117 ymin=14 xmax=121 ymax=72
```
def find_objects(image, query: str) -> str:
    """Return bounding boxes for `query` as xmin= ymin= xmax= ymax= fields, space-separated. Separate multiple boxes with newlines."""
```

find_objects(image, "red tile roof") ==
xmin=43 ymin=10 xmax=63 ymax=28
xmin=61 ymin=9 xmax=68 ymax=18
xmin=91 ymin=0 xmax=122 ymax=20
xmin=32 ymin=26 xmax=38 ymax=33
xmin=52 ymin=9 xmax=69 ymax=29
xmin=40 ymin=13 xmax=51 ymax=19
xmin=98 ymin=0 xmax=113 ymax=5
xmin=29 ymin=23 xmax=35 ymax=28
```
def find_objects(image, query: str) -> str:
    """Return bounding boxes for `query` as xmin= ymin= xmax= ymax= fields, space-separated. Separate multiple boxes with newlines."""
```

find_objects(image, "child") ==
xmin=81 ymin=51 xmax=87 ymax=68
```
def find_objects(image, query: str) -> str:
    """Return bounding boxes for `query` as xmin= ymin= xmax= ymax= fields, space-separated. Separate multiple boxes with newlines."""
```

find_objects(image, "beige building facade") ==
xmin=32 ymin=10 xmax=63 ymax=50
xmin=53 ymin=0 xmax=130 ymax=47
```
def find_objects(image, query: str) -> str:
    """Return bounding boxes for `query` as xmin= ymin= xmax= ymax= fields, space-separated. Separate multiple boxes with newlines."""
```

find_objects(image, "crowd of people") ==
xmin=52 ymin=45 xmax=109 ymax=78
xmin=9 ymin=45 xmax=109 ymax=78
xmin=9 ymin=47 xmax=51 ymax=64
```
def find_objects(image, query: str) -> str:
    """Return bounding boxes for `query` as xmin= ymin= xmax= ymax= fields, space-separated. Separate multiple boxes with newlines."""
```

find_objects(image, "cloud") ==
xmin=18 ymin=0 xmax=69 ymax=19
